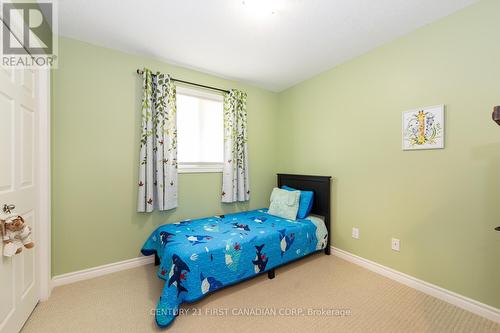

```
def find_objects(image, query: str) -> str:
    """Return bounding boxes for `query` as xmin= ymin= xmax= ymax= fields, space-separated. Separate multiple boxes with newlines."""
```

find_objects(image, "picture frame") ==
xmin=402 ymin=105 xmax=445 ymax=150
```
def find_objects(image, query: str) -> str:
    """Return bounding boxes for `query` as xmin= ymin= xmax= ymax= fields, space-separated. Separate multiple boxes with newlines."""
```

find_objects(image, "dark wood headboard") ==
xmin=277 ymin=173 xmax=332 ymax=253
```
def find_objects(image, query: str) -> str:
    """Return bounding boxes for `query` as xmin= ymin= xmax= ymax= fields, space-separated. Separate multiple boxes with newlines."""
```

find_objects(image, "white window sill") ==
xmin=178 ymin=164 xmax=224 ymax=174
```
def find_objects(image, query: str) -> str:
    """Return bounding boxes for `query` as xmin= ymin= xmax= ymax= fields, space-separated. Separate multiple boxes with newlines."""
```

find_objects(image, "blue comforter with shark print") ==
xmin=141 ymin=209 xmax=327 ymax=328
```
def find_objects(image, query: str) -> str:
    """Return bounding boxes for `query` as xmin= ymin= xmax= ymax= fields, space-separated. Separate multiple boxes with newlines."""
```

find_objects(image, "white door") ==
xmin=0 ymin=65 xmax=39 ymax=333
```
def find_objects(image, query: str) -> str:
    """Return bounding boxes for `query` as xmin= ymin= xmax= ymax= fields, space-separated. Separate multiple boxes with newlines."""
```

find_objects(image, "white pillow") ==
xmin=268 ymin=187 xmax=300 ymax=220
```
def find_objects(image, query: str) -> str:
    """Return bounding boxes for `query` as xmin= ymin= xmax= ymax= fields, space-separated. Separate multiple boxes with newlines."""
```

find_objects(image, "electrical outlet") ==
xmin=391 ymin=238 xmax=400 ymax=252
xmin=352 ymin=227 xmax=360 ymax=239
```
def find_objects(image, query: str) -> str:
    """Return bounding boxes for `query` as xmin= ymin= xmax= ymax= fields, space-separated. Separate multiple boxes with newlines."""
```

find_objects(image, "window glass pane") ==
xmin=177 ymin=92 xmax=223 ymax=164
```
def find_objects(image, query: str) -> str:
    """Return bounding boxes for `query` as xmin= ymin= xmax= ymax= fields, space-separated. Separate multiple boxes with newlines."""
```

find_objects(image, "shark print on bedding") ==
xmin=141 ymin=209 xmax=326 ymax=328
xmin=232 ymin=223 xmax=250 ymax=232
xmin=168 ymin=254 xmax=190 ymax=296
xmin=252 ymin=244 xmax=268 ymax=273
xmin=185 ymin=235 xmax=212 ymax=245
xmin=160 ymin=231 xmax=175 ymax=246
xmin=278 ymin=229 xmax=295 ymax=257
xmin=200 ymin=273 xmax=223 ymax=294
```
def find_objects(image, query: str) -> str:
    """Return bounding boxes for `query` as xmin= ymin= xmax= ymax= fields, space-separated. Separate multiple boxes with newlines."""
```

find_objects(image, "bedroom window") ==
xmin=176 ymin=86 xmax=224 ymax=173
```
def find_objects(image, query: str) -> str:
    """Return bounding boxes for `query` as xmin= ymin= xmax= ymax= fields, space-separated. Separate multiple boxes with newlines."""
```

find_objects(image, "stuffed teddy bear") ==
xmin=1 ymin=214 xmax=34 ymax=257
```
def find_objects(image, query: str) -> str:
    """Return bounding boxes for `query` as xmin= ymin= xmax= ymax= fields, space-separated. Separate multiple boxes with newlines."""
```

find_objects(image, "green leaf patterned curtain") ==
xmin=222 ymin=89 xmax=250 ymax=203
xmin=137 ymin=68 xmax=178 ymax=212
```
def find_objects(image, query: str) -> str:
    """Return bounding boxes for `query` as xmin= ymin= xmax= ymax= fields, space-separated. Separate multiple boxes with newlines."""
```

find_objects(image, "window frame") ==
xmin=176 ymin=85 xmax=225 ymax=174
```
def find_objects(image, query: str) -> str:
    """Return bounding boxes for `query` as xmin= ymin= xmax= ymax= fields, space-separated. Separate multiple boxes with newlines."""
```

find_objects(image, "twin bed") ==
xmin=141 ymin=174 xmax=332 ymax=327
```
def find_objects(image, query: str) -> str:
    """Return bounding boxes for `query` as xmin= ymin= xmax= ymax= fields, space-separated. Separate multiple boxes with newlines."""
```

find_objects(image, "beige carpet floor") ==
xmin=22 ymin=254 xmax=500 ymax=333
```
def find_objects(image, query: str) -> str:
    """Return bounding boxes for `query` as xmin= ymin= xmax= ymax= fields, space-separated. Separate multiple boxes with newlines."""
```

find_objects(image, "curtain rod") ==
xmin=136 ymin=69 xmax=229 ymax=94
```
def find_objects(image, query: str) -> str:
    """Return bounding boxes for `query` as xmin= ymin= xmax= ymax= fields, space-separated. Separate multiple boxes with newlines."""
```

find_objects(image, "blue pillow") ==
xmin=281 ymin=186 xmax=314 ymax=219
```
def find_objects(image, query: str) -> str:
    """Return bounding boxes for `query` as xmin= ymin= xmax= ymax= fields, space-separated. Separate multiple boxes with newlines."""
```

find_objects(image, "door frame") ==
xmin=36 ymin=68 xmax=51 ymax=301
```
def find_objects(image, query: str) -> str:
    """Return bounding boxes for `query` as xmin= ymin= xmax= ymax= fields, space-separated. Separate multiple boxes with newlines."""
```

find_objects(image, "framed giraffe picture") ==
xmin=402 ymin=105 xmax=444 ymax=150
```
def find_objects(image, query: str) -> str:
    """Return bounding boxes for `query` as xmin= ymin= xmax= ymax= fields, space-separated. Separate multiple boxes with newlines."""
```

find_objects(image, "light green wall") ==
xmin=277 ymin=0 xmax=500 ymax=308
xmin=52 ymin=37 xmax=279 ymax=275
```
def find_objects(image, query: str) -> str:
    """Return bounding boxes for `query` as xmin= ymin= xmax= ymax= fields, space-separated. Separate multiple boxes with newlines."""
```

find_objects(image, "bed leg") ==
xmin=268 ymin=269 xmax=275 ymax=279
xmin=154 ymin=253 xmax=160 ymax=266
xmin=325 ymin=246 xmax=331 ymax=255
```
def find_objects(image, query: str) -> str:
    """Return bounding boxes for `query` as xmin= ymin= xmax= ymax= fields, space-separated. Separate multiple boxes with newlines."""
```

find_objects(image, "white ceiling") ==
xmin=57 ymin=0 xmax=477 ymax=91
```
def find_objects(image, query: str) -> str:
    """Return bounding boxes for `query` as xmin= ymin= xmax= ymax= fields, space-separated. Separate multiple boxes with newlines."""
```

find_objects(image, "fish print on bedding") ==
xmin=141 ymin=209 xmax=327 ymax=327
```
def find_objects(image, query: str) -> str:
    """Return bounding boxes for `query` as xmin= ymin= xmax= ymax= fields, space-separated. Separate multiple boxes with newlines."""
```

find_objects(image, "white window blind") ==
xmin=176 ymin=86 xmax=224 ymax=173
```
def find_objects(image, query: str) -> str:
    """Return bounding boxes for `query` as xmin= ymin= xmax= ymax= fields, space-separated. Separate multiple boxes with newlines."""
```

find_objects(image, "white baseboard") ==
xmin=331 ymin=246 xmax=500 ymax=324
xmin=51 ymin=256 xmax=154 ymax=288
